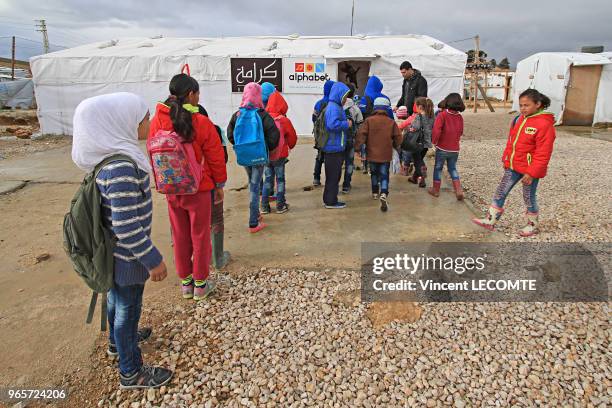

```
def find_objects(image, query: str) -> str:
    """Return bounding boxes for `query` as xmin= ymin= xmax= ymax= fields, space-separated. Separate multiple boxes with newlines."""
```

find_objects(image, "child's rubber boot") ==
xmin=428 ymin=181 xmax=441 ymax=197
xmin=408 ymin=174 xmax=418 ymax=184
xmin=452 ymin=179 xmax=464 ymax=201
xmin=472 ymin=206 xmax=504 ymax=231
xmin=211 ymin=232 xmax=231 ymax=269
xmin=421 ymin=164 xmax=428 ymax=179
xmin=418 ymin=176 xmax=426 ymax=188
xmin=519 ymin=212 xmax=539 ymax=237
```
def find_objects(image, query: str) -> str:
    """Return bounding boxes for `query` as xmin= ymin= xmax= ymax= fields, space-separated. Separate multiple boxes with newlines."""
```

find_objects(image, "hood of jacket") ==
xmin=323 ymin=80 xmax=335 ymax=99
xmin=365 ymin=76 xmax=384 ymax=98
xmin=329 ymin=82 xmax=351 ymax=106
xmin=261 ymin=82 xmax=276 ymax=104
xmin=266 ymin=91 xmax=288 ymax=117
xmin=240 ymin=82 xmax=264 ymax=109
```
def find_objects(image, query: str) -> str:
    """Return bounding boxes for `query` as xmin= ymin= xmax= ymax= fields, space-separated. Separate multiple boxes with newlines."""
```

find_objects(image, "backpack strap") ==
xmin=95 ymin=154 xmax=144 ymax=198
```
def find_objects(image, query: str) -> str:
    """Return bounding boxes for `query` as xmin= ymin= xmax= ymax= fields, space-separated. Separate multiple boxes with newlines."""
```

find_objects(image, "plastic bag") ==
xmin=391 ymin=149 xmax=401 ymax=174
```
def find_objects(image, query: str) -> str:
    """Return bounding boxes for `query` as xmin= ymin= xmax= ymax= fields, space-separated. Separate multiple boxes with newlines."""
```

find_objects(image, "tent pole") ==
xmin=350 ymin=0 xmax=355 ymax=36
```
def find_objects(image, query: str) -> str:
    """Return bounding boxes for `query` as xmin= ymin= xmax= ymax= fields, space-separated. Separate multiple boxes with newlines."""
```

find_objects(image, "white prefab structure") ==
xmin=30 ymin=35 xmax=467 ymax=136
xmin=512 ymin=52 xmax=612 ymax=126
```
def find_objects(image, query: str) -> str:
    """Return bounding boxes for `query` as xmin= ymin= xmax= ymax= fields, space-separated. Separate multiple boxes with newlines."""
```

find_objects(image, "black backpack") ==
xmin=361 ymin=96 xmax=374 ymax=119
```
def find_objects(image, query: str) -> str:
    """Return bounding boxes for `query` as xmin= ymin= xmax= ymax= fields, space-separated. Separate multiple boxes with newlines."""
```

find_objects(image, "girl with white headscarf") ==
xmin=72 ymin=92 xmax=173 ymax=389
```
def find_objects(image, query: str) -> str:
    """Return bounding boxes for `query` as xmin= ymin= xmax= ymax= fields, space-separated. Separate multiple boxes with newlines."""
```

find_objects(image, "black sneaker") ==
xmin=313 ymin=179 xmax=321 ymax=186
xmin=119 ymin=365 xmax=173 ymax=389
xmin=380 ymin=193 xmax=388 ymax=212
xmin=341 ymin=186 xmax=351 ymax=194
xmin=108 ymin=327 xmax=153 ymax=357
xmin=276 ymin=203 xmax=290 ymax=214
xmin=261 ymin=205 xmax=271 ymax=215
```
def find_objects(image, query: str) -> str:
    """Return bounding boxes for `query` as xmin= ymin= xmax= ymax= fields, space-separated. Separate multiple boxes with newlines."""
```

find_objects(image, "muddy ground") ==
xmin=0 ymin=110 xmax=609 ymax=407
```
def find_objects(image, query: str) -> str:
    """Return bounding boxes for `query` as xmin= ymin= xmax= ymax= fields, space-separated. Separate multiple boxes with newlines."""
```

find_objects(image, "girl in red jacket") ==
xmin=149 ymin=74 xmax=227 ymax=301
xmin=429 ymin=93 xmax=465 ymax=199
xmin=262 ymin=91 xmax=298 ymax=214
xmin=473 ymin=89 xmax=556 ymax=237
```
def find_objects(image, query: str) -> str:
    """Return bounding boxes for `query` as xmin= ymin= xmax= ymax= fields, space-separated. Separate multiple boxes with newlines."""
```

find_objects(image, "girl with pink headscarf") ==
xmin=227 ymin=82 xmax=280 ymax=233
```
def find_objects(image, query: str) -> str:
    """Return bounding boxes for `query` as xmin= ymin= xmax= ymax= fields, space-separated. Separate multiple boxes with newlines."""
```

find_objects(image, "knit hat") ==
xmin=396 ymin=106 xmax=408 ymax=119
xmin=373 ymin=97 xmax=391 ymax=110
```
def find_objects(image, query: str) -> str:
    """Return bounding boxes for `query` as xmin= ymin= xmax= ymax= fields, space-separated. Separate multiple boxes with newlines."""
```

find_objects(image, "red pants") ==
xmin=167 ymin=191 xmax=212 ymax=281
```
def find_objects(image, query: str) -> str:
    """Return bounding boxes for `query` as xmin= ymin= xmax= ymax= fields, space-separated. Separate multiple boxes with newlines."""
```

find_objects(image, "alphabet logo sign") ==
xmin=283 ymin=58 xmax=333 ymax=94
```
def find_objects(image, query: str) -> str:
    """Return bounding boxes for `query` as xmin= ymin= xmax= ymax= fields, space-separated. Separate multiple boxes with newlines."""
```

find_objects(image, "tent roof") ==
xmin=30 ymin=35 xmax=466 ymax=61
xmin=518 ymin=52 xmax=612 ymax=67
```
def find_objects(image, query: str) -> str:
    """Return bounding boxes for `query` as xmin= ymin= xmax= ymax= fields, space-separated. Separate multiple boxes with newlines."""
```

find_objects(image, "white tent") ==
xmin=512 ymin=52 xmax=612 ymax=126
xmin=30 ymin=35 xmax=467 ymax=135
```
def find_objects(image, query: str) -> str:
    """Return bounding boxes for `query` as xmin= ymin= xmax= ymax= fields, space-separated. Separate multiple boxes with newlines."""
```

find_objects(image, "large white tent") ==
xmin=512 ymin=52 xmax=612 ymax=126
xmin=30 ymin=35 xmax=467 ymax=135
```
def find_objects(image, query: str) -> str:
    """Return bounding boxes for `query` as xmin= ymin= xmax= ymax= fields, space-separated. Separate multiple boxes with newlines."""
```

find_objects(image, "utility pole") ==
xmin=350 ymin=0 xmax=355 ymax=36
xmin=35 ymin=19 xmax=49 ymax=53
xmin=11 ymin=36 xmax=16 ymax=80
xmin=473 ymin=35 xmax=480 ymax=113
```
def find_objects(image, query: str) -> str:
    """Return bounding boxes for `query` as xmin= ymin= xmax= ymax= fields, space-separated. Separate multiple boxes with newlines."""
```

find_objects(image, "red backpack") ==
xmin=268 ymin=115 xmax=287 ymax=161
xmin=147 ymin=129 xmax=203 ymax=195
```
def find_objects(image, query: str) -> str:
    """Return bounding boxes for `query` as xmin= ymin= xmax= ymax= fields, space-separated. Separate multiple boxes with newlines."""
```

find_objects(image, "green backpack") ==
xmin=313 ymin=106 xmax=331 ymax=150
xmin=62 ymin=154 xmax=136 ymax=330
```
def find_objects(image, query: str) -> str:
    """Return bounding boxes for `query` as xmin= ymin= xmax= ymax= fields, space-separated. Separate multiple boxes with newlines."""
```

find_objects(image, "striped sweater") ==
xmin=95 ymin=160 xmax=163 ymax=286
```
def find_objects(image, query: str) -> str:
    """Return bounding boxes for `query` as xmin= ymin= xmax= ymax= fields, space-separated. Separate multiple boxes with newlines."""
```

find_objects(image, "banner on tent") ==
xmin=230 ymin=58 xmax=283 ymax=93
xmin=283 ymin=58 xmax=332 ymax=94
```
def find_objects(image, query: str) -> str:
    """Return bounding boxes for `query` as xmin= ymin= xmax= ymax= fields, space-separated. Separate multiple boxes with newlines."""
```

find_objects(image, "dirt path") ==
xmin=0 ymin=136 xmax=491 ymax=401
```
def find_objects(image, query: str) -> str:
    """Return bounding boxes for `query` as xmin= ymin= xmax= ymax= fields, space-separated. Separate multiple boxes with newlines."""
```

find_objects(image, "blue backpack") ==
xmin=233 ymin=107 xmax=268 ymax=166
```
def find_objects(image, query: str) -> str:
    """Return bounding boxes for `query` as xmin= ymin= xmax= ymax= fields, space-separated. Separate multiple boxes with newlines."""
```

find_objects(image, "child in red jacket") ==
xmin=262 ymin=91 xmax=298 ymax=214
xmin=149 ymin=74 xmax=227 ymax=301
xmin=429 ymin=93 xmax=465 ymax=199
xmin=473 ymin=89 xmax=556 ymax=237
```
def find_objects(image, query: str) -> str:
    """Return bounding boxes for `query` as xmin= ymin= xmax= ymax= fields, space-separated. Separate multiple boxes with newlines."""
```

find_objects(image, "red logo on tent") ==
xmin=305 ymin=63 xmax=315 ymax=73
xmin=295 ymin=63 xmax=304 ymax=72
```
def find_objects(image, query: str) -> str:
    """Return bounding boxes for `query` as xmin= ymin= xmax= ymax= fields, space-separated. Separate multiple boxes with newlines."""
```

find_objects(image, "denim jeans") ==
xmin=262 ymin=159 xmax=287 ymax=207
xmin=492 ymin=168 xmax=540 ymax=213
xmin=369 ymin=162 xmax=391 ymax=195
xmin=401 ymin=149 xmax=413 ymax=166
xmin=433 ymin=150 xmax=460 ymax=181
xmin=360 ymin=144 xmax=368 ymax=170
xmin=108 ymin=283 xmax=145 ymax=376
xmin=313 ymin=150 xmax=325 ymax=182
xmin=246 ymin=165 xmax=265 ymax=227
xmin=342 ymin=145 xmax=355 ymax=189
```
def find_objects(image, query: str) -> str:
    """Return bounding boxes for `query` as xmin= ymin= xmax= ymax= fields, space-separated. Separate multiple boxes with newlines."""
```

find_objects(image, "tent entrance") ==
xmin=563 ymin=65 xmax=603 ymax=125
xmin=337 ymin=61 xmax=371 ymax=95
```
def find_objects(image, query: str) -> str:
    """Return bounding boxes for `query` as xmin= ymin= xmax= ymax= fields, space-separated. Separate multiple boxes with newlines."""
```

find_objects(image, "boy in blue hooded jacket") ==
xmin=322 ymin=82 xmax=352 ymax=209
xmin=312 ymin=80 xmax=335 ymax=186
xmin=358 ymin=76 xmax=394 ymax=119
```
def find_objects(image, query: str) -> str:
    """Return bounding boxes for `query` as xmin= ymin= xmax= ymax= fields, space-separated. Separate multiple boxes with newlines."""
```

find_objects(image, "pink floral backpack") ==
xmin=147 ymin=129 xmax=203 ymax=195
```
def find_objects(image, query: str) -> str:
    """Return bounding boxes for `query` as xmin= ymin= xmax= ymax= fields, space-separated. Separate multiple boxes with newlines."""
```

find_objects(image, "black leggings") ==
xmin=413 ymin=148 xmax=428 ymax=178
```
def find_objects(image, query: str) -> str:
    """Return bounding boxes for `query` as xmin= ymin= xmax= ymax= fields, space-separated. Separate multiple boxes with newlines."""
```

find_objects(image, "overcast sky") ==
xmin=1 ymin=0 xmax=611 ymax=66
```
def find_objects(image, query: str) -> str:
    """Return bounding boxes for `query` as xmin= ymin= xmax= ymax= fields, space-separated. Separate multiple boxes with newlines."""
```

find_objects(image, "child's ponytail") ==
xmin=519 ymin=89 xmax=551 ymax=110
xmin=416 ymin=97 xmax=435 ymax=118
xmin=165 ymin=73 xmax=200 ymax=142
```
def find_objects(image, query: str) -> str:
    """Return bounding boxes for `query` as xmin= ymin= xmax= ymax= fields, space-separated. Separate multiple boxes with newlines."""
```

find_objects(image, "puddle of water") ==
xmin=558 ymin=126 xmax=612 ymax=142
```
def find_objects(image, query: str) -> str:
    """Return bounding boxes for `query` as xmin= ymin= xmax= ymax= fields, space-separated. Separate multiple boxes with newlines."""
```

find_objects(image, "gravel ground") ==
xmin=459 ymin=112 xmax=612 ymax=242
xmin=78 ymin=269 xmax=610 ymax=408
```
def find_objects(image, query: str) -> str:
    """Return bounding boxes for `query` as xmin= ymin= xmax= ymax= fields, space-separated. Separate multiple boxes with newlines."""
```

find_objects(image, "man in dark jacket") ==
xmin=395 ymin=61 xmax=428 ymax=116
